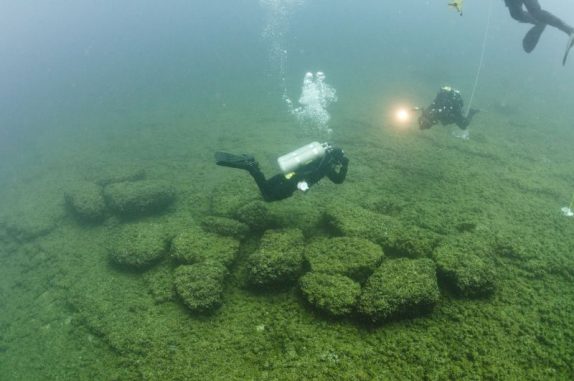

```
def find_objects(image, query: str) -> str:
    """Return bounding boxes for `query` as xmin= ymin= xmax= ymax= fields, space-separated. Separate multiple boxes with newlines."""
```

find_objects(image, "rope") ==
xmin=465 ymin=0 xmax=495 ymax=118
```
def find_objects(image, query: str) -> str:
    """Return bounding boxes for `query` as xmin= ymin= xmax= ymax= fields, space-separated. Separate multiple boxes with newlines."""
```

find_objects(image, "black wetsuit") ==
xmin=215 ymin=146 xmax=349 ymax=202
xmin=505 ymin=0 xmax=574 ymax=35
xmin=418 ymin=87 xmax=477 ymax=131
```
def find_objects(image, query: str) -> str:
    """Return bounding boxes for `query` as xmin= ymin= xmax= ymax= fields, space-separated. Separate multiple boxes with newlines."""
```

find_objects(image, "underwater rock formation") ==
xmin=94 ymin=166 xmax=146 ymax=186
xmin=246 ymin=228 xmax=305 ymax=288
xmin=304 ymin=237 xmax=384 ymax=283
xmin=235 ymin=200 xmax=277 ymax=232
xmin=358 ymin=258 xmax=440 ymax=322
xmin=174 ymin=262 xmax=227 ymax=313
xmin=200 ymin=216 xmax=250 ymax=240
xmin=104 ymin=180 xmax=174 ymax=218
xmin=171 ymin=228 xmax=240 ymax=268
xmin=64 ymin=182 xmax=107 ymax=223
xmin=323 ymin=204 xmax=402 ymax=250
xmin=110 ymin=222 xmax=170 ymax=269
xmin=389 ymin=226 xmax=442 ymax=259
xmin=433 ymin=235 xmax=496 ymax=297
xmin=299 ymin=272 xmax=361 ymax=317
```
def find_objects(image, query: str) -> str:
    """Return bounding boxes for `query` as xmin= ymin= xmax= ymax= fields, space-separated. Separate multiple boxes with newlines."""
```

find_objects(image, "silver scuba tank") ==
xmin=277 ymin=142 xmax=327 ymax=174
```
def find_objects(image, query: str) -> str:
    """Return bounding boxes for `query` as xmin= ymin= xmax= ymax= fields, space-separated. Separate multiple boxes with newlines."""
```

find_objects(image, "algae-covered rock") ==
xmin=104 ymin=180 xmax=175 ymax=217
xmin=358 ymin=258 xmax=440 ymax=322
xmin=3 ymin=200 xmax=63 ymax=242
xmin=174 ymin=262 xmax=227 ymax=313
xmin=299 ymin=272 xmax=361 ymax=317
xmin=304 ymin=237 xmax=384 ymax=283
xmin=433 ymin=235 xmax=496 ymax=298
xmin=171 ymin=228 xmax=240 ymax=268
xmin=110 ymin=222 xmax=170 ymax=269
xmin=388 ymin=226 xmax=442 ymax=259
xmin=246 ymin=228 xmax=305 ymax=288
xmin=200 ymin=216 xmax=250 ymax=240
xmin=323 ymin=204 xmax=402 ymax=249
xmin=209 ymin=180 xmax=258 ymax=217
xmin=94 ymin=166 xmax=146 ymax=186
xmin=64 ymin=182 xmax=107 ymax=223
xmin=235 ymin=200 xmax=277 ymax=232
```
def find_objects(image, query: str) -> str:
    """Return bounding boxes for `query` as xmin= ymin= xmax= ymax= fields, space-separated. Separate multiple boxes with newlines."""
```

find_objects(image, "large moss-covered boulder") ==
xmin=94 ymin=166 xmax=146 ymax=186
xmin=110 ymin=222 xmax=170 ymax=269
xmin=171 ymin=228 xmax=240 ymax=268
xmin=235 ymin=200 xmax=277 ymax=232
xmin=388 ymin=226 xmax=442 ymax=259
xmin=304 ymin=237 xmax=384 ymax=283
xmin=299 ymin=272 xmax=361 ymax=317
xmin=323 ymin=205 xmax=402 ymax=249
xmin=200 ymin=216 xmax=250 ymax=240
xmin=104 ymin=180 xmax=175 ymax=217
xmin=433 ymin=235 xmax=496 ymax=298
xmin=246 ymin=228 xmax=305 ymax=288
xmin=174 ymin=262 xmax=227 ymax=313
xmin=358 ymin=258 xmax=440 ymax=322
xmin=208 ymin=180 xmax=258 ymax=217
xmin=65 ymin=182 xmax=107 ymax=223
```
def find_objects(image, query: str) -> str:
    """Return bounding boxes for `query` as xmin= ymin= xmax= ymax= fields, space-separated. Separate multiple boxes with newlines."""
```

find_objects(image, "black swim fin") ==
xmin=215 ymin=152 xmax=257 ymax=170
xmin=563 ymin=33 xmax=574 ymax=66
xmin=522 ymin=24 xmax=546 ymax=54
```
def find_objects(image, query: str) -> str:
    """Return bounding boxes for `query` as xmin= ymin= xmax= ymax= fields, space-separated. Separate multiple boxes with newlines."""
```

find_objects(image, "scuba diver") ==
xmin=504 ymin=0 xmax=574 ymax=65
xmin=417 ymin=86 xmax=479 ymax=131
xmin=215 ymin=142 xmax=349 ymax=202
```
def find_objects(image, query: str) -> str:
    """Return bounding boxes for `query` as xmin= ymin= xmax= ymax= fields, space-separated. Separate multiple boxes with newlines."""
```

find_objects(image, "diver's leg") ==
xmin=245 ymin=167 xmax=274 ymax=201
xmin=456 ymin=109 xmax=479 ymax=130
xmin=523 ymin=0 xmax=574 ymax=35
xmin=215 ymin=152 xmax=275 ymax=200
xmin=505 ymin=0 xmax=537 ymax=24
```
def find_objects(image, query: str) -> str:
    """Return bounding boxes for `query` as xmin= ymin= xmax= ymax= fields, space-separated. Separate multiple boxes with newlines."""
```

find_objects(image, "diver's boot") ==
xmin=562 ymin=32 xmax=574 ymax=66
xmin=522 ymin=24 xmax=546 ymax=54
xmin=215 ymin=152 xmax=258 ymax=171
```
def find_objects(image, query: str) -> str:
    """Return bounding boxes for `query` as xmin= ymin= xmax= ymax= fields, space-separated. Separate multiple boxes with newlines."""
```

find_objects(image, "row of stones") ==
xmin=107 ymin=214 xmax=496 ymax=322
xmin=65 ymin=177 xmax=175 ymax=222
xmin=244 ymin=228 xmax=495 ymax=322
xmin=108 ymin=217 xmax=246 ymax=312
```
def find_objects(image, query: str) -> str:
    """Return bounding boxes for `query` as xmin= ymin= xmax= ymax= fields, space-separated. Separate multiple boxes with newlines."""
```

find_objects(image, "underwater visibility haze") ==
xmin=1 ymin=0 xmax=574 ymax=379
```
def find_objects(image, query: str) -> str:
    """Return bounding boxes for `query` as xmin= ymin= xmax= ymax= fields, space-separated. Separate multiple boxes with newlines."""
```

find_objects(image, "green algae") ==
xmin=304 ymin=236 xmax=384 ymax=283
xmin=174 ymin=262 xmax=227 ymax=313
xmin=171 ymin=227 xmax=240 ymax=268
xmin=358 ymin=258 xmax=440 ymax=322
xmin=299 ymin=272 xmax=361 ymax=316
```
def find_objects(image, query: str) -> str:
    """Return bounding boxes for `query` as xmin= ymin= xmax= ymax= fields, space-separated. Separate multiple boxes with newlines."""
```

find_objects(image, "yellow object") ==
xmin=449 ymin=0 xmax=463 ymax=16
xmin=285 ymin=172 xmax=295 ymax=179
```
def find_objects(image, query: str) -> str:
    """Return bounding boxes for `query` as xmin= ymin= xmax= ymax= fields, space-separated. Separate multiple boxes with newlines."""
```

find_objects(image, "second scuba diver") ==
xmin=215 ymin=142 xmax=349 ymax=202
xmin=417 ymin=86 xmax=479 ymax=131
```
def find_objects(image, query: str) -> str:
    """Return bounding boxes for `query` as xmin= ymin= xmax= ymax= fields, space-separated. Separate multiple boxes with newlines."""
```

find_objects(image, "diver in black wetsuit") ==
xmin=504 ymin=0 xmax=574 ymax=65
xmin=418 ymin=86 xmax=479 ymax=131
xmin=215 ymin=143 xmax=349 ymax=202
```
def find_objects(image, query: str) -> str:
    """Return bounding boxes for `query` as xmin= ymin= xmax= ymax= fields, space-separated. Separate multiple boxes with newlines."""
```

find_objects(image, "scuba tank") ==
xmin=277 ymin=142 xmax=327 ymax=174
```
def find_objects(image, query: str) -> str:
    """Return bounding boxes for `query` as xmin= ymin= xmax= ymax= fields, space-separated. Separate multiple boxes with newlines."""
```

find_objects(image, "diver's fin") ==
xmin=522 ymin=24 xmax=546 ymax=54
xmin=467 ymin=108 xmax=480 ymax=119
xmin=215 ymin=152 xmax=257 ymax=170
xmin=562 ymin=33 xmax=574 ymax=66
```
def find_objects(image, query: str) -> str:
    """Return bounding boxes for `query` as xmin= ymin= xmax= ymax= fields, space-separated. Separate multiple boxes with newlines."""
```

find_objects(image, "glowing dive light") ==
xmin=395 ymin=108 xmax=410 ymax=123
